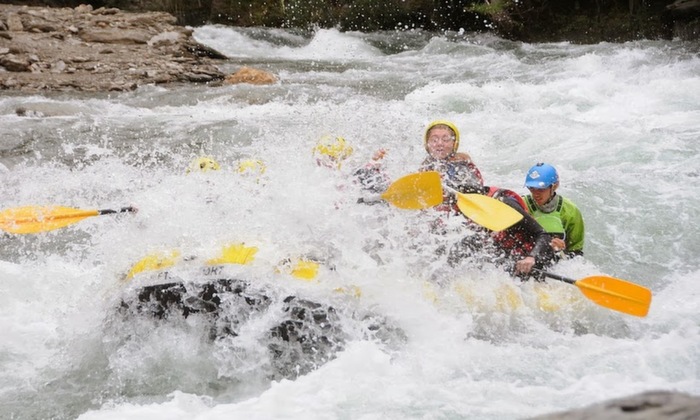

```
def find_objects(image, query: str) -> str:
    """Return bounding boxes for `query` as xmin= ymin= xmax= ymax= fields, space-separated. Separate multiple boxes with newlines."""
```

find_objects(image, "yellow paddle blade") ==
xmin=381 ymin=171 xmax=443 ymax=210
xmin=206 ymin=243 xmax=258 ymax=266
xmin=456 ymin=193 xmax=523 ymax=231
xmin=576 ymin=275 xmax=652 ymax=317
xmin=452 ymin=280 xmax=524 ymax=312
xmin=422 ymin=281 xmax=439 ymax=304
xmin=495 ymin=283 xmax=523 ymax=312
xmin=124 ymin=249 xmax=182 ymax=281
xmin=535 ymin=286 xmax=562 ymax=313
xmin=0 ymin=206 xmax=99 ymax=234
xmin=290 ymin=259 xmax=320 ymax=281
xmin=275 ymin=257 xmax=320 ymax=281
xmin=333 ymin=285 xmax=362 ymax=298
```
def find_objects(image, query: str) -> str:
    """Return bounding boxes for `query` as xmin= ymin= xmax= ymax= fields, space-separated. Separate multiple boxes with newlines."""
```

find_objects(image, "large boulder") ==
xmin=532 ymin=391 xmax=700 ymax=420
xmin=224 ymin=66 xmax=278 ymax=85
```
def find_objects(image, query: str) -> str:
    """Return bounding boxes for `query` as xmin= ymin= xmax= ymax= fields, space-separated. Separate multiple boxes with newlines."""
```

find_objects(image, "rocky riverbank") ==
xmin=0 ymin=4 xmax=227 ymax=92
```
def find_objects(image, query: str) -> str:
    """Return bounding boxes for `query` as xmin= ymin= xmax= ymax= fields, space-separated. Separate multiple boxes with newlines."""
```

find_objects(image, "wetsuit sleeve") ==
xmin=561 ymin=198 xmax=585 ymax=255
xmin=352 ymin=164 xmax=390 ymax=194
xmin=469 ymin=163 xmax=484 ymax=186
xmin=501 ymin=196 xmax=552 ymax=262
xmin=444 ymin=161 xmax=483 ymax=194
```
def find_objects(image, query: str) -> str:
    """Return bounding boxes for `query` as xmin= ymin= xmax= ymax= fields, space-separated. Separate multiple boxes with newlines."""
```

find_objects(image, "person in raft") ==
xmin=419 ymin=120 xmax=485 ymax=214
xmin=415 ymin=121 xmax=552 ymax=276
xmin=312 ymin=134 xmax=390 ymax=195
xmin=522 ymin=162 xmax=585 ymax=258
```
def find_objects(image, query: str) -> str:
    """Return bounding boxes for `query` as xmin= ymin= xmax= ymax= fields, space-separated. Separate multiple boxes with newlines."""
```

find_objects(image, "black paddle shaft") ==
xmin=532 ymin=269 xmax=576 ymax=285
xmin=98 ymin=207 xmax=138 ymax=215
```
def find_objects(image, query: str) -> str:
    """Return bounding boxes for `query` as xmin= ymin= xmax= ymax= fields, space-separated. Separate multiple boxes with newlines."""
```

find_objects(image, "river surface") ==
xmin=1 ymin=26 xmax=699 ymax=419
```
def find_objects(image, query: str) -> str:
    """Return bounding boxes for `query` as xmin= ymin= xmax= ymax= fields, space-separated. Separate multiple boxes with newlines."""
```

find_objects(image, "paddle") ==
xmin=533 ymin=269 xmax=652 ymax=317
xmin=455 ymin=192 xmax=524 ymax=232
xmin=0 ymin=205 xmax=137 ymax=234
xmin=358 ymin=171 xmax=443 ymax=210
xmin=376 ymin=171 xmax=523 ymax=230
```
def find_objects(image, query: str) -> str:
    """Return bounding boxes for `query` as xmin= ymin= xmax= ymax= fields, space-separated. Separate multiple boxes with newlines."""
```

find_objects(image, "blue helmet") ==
xmin=525 ymin=163 xmax=559 ymax=188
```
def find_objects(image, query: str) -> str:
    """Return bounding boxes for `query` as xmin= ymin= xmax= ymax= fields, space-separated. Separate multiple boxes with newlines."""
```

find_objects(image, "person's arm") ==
xmin=352 ymin=149 xmax=389 ymax=194
xmin=562 ymin=199 xmax=585 ymax=255
xmin=501 ymin=197 xmax=552 ymax=273
xmin=444 ymin=161 xmax=484 ymax=194
xmin=451 ymin=153 xmax=484 ymax=186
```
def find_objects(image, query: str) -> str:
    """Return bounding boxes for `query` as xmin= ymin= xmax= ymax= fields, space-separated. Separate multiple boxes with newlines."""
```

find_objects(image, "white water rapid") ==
xmin=1 ymin=26 xmax=699 ymax=419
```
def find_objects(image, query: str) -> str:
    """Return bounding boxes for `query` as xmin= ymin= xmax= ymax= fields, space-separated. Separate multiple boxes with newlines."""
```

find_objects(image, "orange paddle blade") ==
xmin=381 ymin=171 xmax=443 ymax=210
xmin=0 ymin=206 xmax=100 ymax=234
xmin=576 ymin=275 xmax=652 ymax=317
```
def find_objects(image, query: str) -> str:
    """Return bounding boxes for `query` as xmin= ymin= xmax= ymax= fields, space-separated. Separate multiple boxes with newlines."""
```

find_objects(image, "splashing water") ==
xmin=1 ymin=27 xmax=699 ymax=420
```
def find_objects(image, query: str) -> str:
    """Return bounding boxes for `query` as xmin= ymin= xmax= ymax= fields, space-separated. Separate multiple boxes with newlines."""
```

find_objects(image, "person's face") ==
xmin=426 ymin=127 xmax=455 ymax=160
xmin=528 ymin=184 xmax=557 ymax=206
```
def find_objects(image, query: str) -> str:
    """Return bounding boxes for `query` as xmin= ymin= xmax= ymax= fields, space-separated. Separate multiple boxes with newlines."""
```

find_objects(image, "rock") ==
xmin=667 ymin=0 xmax=700 ymax=12
xmin=74 ymin=4 xmax=93 ymax=14
xmin=224 ymin=66 xmax=277 ymax=85
xmin=666 ymin=0 xmax=700 ymax=41
xmin=0 ymin=55 xmax=31 ymax=72
xmin=148 ymin=31 xmax=183 ymax=47
xmin=50 ymin=60 xmax=65 ymax=73
xmin=183 ymin=71 xmax=222 ymax=83
xmin=79 ymin=29 xmax=152 ymax=44
xmin=6 ymin=13 xmax=22 ymax=31
xmin=0 ymin=4 xmax=228 ymax=92
xmin=94 ymin=7 xmax=121 ymax=16
xmin=531 ymin=391 xmax=700 ymax=420
xmin=15 ymin=106 xmax=44 ymax=117
xmin=186 ymin=43 xmax=228 ymax=59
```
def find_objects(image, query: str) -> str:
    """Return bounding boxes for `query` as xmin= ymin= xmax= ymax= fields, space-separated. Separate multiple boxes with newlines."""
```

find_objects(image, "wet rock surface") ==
xmin=531 ymin=390 xmax=700 ymax=420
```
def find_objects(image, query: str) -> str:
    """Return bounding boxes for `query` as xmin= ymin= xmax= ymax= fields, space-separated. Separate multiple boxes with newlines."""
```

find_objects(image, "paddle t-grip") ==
xmin=98 ymin=206 xmax=138 ymax=215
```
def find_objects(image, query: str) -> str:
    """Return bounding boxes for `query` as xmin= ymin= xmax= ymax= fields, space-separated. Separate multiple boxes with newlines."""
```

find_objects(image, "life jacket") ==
xmin=421 ymin=154 xmax=484 ymax=215
xmin=487 ymin=187 xmax=533 ymax=256
xmin=524 ymin=195 xmax=565 ymax=237
xmin=487 ymin=187 xmax=529 ymax=214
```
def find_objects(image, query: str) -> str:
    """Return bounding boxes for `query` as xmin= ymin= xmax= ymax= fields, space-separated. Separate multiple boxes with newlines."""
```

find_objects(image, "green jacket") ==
xmin=522 ymin=194 xmax=585 ymax=254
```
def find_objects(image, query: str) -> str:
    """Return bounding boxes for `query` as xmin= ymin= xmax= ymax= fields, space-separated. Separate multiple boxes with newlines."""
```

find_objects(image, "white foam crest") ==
xmin=76 ymin=391 xmax=213 ymax=420
xmin=193 ymin=25 xmax=293 ymax=58
xmin=283 ymin=28 xmax=384 ymax=61
xmin=194 ymin=26 xmax=383 ymax=61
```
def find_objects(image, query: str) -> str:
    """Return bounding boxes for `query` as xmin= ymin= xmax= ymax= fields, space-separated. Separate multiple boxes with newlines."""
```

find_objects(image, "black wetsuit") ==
xmin=448 ymin=187 xmax=554 ymax=279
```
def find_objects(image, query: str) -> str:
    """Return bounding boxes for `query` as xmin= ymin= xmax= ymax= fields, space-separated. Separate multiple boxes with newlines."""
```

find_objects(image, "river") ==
xmin=0 ymin=26 xmax=699 ymax=419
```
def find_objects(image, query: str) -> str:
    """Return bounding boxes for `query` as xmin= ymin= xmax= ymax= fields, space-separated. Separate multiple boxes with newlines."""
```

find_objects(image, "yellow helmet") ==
xmin=236 ymin=158 xmax=267 ymax=177
xmin=186 ymin=156 xmax=221 ymax=173
xmin=312 ymin=135 xmax=353 ymax=168
xmin=424 ymin=120 xmax=460 ymax=153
